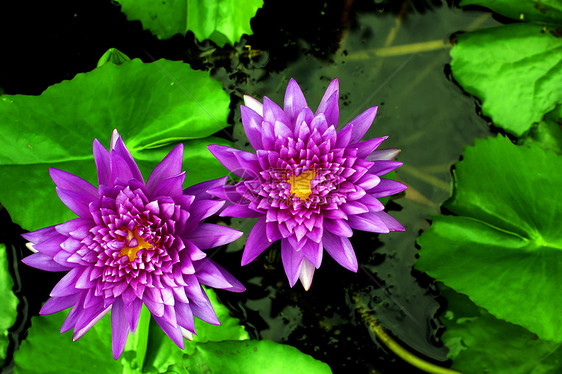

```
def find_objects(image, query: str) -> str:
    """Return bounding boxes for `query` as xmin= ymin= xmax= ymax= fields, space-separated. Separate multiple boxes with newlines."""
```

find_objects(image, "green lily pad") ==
xmin=144 ymin=288 xmax=249 ymax=372
xmin=416 ymin=136 xmax=562 ymax=342
xmin=181 ymin=340 xmax=332 ymax=374
xmin=0 ymin=243 xmax=19 ymax=366
xmin=521 ymin=105 xmax=562 ymax=155
xmin=14 ymin=310 xmax=124 ymax=374
xmin=14 ymin=289 xmax=246 ymax=374
xmin=450 ymin=23 xmax=562 ymax=137
xmin=115 ymin=0 xmax=263 ymax=46
xmin=0 ymin=58 xmax=232 ymax=231
xmin=441 ymin=286 xmax=562 ymax=373
xmin=460 ymin=0 xmax=562 ymax=25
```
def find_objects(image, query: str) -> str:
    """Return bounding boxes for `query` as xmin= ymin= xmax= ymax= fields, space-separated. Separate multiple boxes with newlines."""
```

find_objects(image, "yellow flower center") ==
xmin=119 ymin=228 xmax=152 ymax=262
xmin=286 ymin=169 xmax=316 ymax=200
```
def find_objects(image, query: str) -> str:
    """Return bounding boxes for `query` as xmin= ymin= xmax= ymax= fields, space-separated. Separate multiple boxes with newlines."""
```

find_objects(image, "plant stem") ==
xmin=353 ymin=293 xmax=461 ymax=374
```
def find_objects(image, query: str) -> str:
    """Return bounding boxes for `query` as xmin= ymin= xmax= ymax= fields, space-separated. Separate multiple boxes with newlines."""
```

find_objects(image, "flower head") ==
xmin=208 ymin=78 xmax=406 ymax=290
xmin=22 ymin=130 xmax=244 ymax=359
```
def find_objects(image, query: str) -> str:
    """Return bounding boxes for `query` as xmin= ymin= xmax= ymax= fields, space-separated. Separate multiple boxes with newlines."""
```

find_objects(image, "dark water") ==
xmin=0 ymin=0 xmax=499 ymax=373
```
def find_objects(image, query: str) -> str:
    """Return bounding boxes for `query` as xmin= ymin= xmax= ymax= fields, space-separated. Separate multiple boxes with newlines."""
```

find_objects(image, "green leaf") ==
xmin=97 ymin=48 xmax=131 ymax=67
xmin=441 ymin=286 xmax=562 ymax=374
xmin=450 ymin=23 xmax=562 ymax=137
xmin=0 ymin=243 xmax=19 ymax=366
xmin=144 ymin=288 xmax=249 ymax=373
xmin=416 ymin=136 xmax=562 ymax=342
xmin=115 ymin=0 xmax=263 ymax=46
xmin=460 ymin=0 xmax=562 ymax=26
xmin=520 ymin=105 xmax=562 ymax=155
xmin=181 ymin=340 xmax=332 ymax=374
xmin=0 ymin=58 xmax=231 ymax=231
xmin=14 ymin=311 xmax=123 ymax=374
xmin=186 ymin=0 xmax=264 ymax=46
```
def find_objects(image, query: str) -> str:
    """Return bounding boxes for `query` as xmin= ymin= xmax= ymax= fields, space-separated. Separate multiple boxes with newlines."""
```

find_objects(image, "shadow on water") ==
xmin=0 ymin=0 xmax=502 ymax=373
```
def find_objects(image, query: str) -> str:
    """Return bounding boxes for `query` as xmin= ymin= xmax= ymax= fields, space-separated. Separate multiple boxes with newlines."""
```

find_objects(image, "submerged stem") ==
xmin=353 ymin=293 xmax=461 ymax=374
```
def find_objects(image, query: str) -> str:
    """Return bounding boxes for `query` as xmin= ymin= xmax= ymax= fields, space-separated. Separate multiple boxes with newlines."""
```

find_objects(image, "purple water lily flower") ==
xmin=208 ymin=78 xmax=406 ymax=290
xmin=22 ymin=130 xmax=245 ymax=359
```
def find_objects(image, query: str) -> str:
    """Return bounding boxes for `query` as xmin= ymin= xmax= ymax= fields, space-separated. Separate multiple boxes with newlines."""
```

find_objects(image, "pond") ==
xmin=1 ymin=0 xmax=560 ymax=373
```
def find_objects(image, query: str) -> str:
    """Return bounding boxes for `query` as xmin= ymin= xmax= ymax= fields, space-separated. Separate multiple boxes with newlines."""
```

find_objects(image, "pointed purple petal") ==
xmin=323 ymin=218 xmax=353 ymax=237
xmin=151 ymin=172 xmax=186 ymax=198
xmin=241 ymin=217 xmax=274 ymax=265
xmin=302 ymin=240 xmax=323 ymax=269
xmin=153 ymin=314 xmax=185 ymax=349
xmin=373 ymin=211 xmax=405 ymax=231
xmin=207 ymin=145 xmax=259 ymax=177
xmin=175 ymin=301 xmax=195 ymax=333
xmin=316 ymin=79 xmax=339 ymax=121
xmin=146 ymin=144 xmax=184 ymax=195
xmin=281 ymin=238 xmax=305 ymax=287
xmin=49 ymin=168 xmax=98 ymax=197
xmin=316 ymin=91 xmax=339 ymax=127
xmin=50 ymin=267 xmax=82 ymax=297
xmin=194 ymin=259 xmax=245 ymax=292
xmin=22 ymin=253 xmax=71 ymax=272
xmin=109 ymin=129 xmax=144 ymax=183
xmin=335 ymin=124 xmax=353 ymax=148
xmin=369 ymin=179 xmax=407 ymax=198
xmin=93 ymin=139 xmax=110 ymax=186
xmin=351 ymin=137 xmax=387 ymax=158
xmin=110 ymin=299 xmax=130 ymax=359
xmin=263 ymin=96 xmax=290 ymax=127
xmin=220 ymin=204 xmax=262 ymax=218
xmin=369 ymin=160 xmax=403 ymax=176
xmin=183 ymin=176 xmax=228 ymax=198
xmin=40 ymin=294 xmax=81 ymax=314
xmin=241 ymin=105 xmax=264 ymax=150
xmin=186 ymin=223 xmax=243 ymax=249
xmin=284 ymin=78 xmax=308 ymax=126
xmin=189 ymin=290 xmax=220 ymax=325
xmin=56 ymin=187 xmax=96 ymax=217
xmin=348 ymin=212 xmax=390 ymax=233
xmin=322 ymin=231 xmax=358 ymax=272
xmin=344 ymin=106 xmax=378 ymax=144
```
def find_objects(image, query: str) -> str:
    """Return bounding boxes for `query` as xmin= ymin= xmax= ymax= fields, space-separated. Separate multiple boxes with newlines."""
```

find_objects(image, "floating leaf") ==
xmin=0 ymin=243 xmax=19 ymax=366
xmin=416 ymin=136 xmax=562 ymax=342
xmin=450 ymin=23 xmax=562 ymax=137
xmin=0 ymin=58 xmax=232 ymax=231
xmin=181 ymin=340 xmax=332 ymax=374
xmin=460 ymin=0 xmax=562 ymax=26
xmin=441 ymin=286 xmax=562 ymax=374
xmin=521 ymin=105 xmax=562 ymax=155
xmin=14 ymin=310 xmax=124 ymax=374
xmin=144 ymin=288 xmax=250 ymax=372
xmin=186 ymin=0 xmax=264 ymax=46
xmin=115 ymin=0 xmax=263 ymax=46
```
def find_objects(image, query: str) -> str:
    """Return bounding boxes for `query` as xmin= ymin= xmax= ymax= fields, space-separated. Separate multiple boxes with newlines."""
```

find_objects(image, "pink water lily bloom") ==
xmin=208 ymin=78 xmax=407 ymax=290
xmin=22 ymin=130 xmax=245 ymax=359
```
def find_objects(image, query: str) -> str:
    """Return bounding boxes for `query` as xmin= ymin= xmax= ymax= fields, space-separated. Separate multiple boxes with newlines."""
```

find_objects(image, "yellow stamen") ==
xmin=286 ymin=169 xmax=316 ymax=200
xmin=119 ymin=228 xmax=152 ymax=262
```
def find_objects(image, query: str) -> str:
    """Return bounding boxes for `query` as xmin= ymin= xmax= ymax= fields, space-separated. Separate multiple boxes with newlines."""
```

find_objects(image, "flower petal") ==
xmin=49 ymin=168 xmax=98 ymax=197
xmin=369 ymin=179 xmax=407 ymax=198
xmin=298 ymin=258 xmax=316 ymax=291
xmin=281 ymin=238 xmax=305 ymax=287
xmin=284 ymin=78 xmax=308 ymax=126
xmin=241 ymin=105 xmax=265 ymax=150
xmin=93 ymin=139 xmax=111 ymax=186
xmin=109 ymin=129 xmax=144 ymax=183
xmin=241 ymin=217 xmax=274 ymax=265
xmin=348 ymin=212 xmax=390 ymax=233
xmin=322 ymin=231 xmax=358 ymax=272
xmin=146 ymin=144 xmax=184 ymax=195
xmin=186 ymin=223 xmax=243 ymax=250
xmin=344 ymin=106 xmax=378 ymax=144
